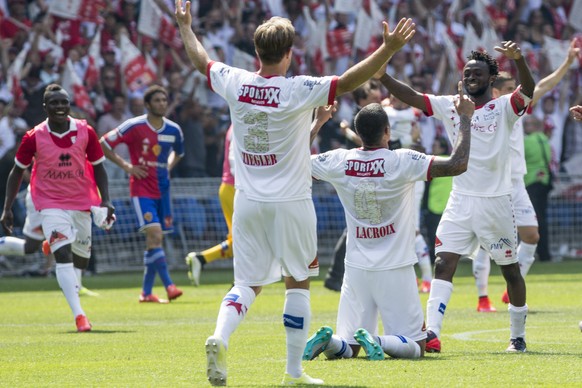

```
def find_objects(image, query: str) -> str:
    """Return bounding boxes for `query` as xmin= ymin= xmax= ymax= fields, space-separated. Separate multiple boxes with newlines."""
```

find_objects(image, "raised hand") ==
xmin=494 ymin=40 xmax=522 ymax=60
xmin=175 ymin=0 xmax=192 ymax=27
xmin=455 ymin=81 xmax=475 ymax=117
xmin=570 ymin=105 xmax=582 ymax=121
xmin=382 ymin=18 xmax=416 ymax=53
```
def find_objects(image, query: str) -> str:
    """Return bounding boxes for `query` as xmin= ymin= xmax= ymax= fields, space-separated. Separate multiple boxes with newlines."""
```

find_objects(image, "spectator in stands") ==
xmin=0 ymin=84 xmax=114 ymax=332
xmin=96 ymin=93 xmax=130 ymax=179
xmin=100 ymin=85 xmax=184 ymax=304
xmin=173 ymin=98 xmax=207 ymax=178
xmin=176 ymin=1 xmax=414 ymax=384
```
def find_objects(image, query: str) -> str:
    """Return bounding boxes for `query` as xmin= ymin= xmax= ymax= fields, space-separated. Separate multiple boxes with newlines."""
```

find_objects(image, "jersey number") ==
xmin=243 ymin=111 xmax=269 ymax=153
xmin=354 ymin=181 xmax=381 ymax=225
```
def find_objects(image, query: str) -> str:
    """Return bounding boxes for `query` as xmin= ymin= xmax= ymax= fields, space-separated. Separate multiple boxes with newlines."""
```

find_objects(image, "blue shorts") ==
xmin=131 ymin=193 xmax=174 ymax=233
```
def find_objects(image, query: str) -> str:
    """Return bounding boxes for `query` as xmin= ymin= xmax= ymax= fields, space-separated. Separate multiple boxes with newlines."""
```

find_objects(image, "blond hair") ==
xmin=253 ymin=17 xmax=295 ymax=65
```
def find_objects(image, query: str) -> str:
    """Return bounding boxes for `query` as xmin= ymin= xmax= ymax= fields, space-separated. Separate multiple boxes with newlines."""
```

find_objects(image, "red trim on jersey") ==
xmin=207 ymin=61 xmax=216 ymax=92
xmin=426 ymin=155 xmax=436 ymax=181
xmin=328 ymin=76 xmax=339 ymax=106
xmin=422 ymin=94 xmax=433 ymax=116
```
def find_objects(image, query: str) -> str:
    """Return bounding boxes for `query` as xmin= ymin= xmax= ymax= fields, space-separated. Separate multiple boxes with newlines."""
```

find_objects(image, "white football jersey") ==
xmin=425 ymin=90 xmax=530 ymax=196
xmin=383 ymin=105 xmax=420 ymax=147
xmin=311 ymin=147 xmax=433 ymax=270
xmin=510 ymin=117 xmax=527 ymax=178
xmin=208 ymin=61 xmax=337 ymax=201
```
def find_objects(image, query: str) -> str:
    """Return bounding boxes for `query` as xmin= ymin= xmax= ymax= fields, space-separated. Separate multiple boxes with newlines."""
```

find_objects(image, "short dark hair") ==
xmin=492 ymin=71 xmax=513 ymax=89
xmin=467 ymin=50 xmax=499 ymax=76
xmin=352 ymin=80 xmax=381 ymax=105
xmin=143 ymin=85 xmax=167 ymax=104
xmin=354 ymin=103 xmax=389 ymax=145
xmin=43 ymin=84 xmax=68 ymax=102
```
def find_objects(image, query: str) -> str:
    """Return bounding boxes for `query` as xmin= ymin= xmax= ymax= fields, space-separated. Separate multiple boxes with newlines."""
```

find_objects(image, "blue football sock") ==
xmin=143 ymin=263 xmax=157 ymax=295
xmin=154 ymin=257 xmax=173 ymax=288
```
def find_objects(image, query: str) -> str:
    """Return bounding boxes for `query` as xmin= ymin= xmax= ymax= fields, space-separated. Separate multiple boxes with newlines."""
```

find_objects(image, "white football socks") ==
xmin=74 ymin=267 xmax=83 ymax=288
xmin=283 ymin=289 xmax=311 ymax=378
xmin=0 ymin=236 xmax=25 ymax=256
xmin=55 ymin=263 xmax=84 ymax=318
xmin=473 ymin=248 xmax=491 ymax=297
xmin=415 ymin=234 xmax=432 ymax=282
xmin=324 ymin=335 xmax=353 ymax=359
xmin=213 ymin=285 xmax=256 ymax=349
xmin=508 ymin=303 xmax=528 ymax=339
xmin=377 ymin=335 xmax=421 ymax=358
xmin=517 ymin=242 xmax=536 ymax=278
xmin=426 ymin=279 xmax=453 ymax=337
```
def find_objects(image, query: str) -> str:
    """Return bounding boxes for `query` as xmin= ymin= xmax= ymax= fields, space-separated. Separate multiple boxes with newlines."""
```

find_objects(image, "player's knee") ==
xmin=433 ymin=255 xmax=458 ymax=279
xmin=23 ymin=239 xmax=42 ymax=254
xmin=520 ymin=230 xmax=539 ymax=245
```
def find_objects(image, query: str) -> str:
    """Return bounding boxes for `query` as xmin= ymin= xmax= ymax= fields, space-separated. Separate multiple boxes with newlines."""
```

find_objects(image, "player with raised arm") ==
xmin=304 ymin=83 xmax=473 ymax=362
xmin=0 ymin=84 xmax=114 ymax=332
xmin=377 ymin=42 xmax=535 ymax=353
xmin=100 ymin=85 xmax=184 ymax=304
xmin=473 ymin=40 xmax=581 ymax=312
xmin=176 ymin=0 xmax=415 ymax=384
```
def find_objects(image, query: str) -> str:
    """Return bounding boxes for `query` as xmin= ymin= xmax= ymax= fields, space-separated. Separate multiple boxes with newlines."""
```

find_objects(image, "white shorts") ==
xmin=22 ymin=191 xmax=44 ymax=241
xmin=40 ymin=209 xmax=92 ymax=258
xmin=512 ymin=178 xmax=537 ymax=227
xmin=336 ymin=265 xmax=426 ymax=344
xmin=435 ymin=192 xmax=518 ymax=265
xmin=232 ymin=190 xmax=318 ymax=286
xmin=414 ymin=181 xmax=425 ymax=230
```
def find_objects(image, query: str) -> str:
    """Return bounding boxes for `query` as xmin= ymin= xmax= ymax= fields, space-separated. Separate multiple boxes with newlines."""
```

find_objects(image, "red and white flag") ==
xmin=120 ymin=33 xmax=156 ymax=92
xmin=353 ymin=0 xmax=383 ymax=54
xmin=61 ymin=58 xmax=96 ymax=119
xmin=138 ymin=0 xmax=181 ymax=49
xmin=84 ymin=27 xmax=101 ymax=90
xmin=7 ymin=46 xmax=28 ymax=109
xmin=48 ymin=0 xmax=105 ymax=22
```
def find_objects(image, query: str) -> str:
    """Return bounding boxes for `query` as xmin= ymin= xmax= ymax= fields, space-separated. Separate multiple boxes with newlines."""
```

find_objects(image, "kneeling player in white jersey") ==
xmin=304 ymin=91 xmax=473 ymax=362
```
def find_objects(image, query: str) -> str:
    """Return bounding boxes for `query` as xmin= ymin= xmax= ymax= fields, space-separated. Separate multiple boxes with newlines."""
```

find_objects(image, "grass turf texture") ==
xmin=1 ymin=260 xmax=581 ymax=387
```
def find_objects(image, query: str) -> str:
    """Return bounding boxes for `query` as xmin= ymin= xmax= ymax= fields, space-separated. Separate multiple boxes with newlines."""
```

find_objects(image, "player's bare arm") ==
xmin=430 ymin=82 xmax=473 ymax=178
xmin=99 ymin=138 xmax=148 ymax=179
xmin=377 ymin=72 xmax=427 ymax=112
xmin=310 ymin=102 xmax=338 ymax=145
xmin=495 ymin=41 xmax=535 ymax=104
xmin=0 ymin=165 xmax=26 ymax=235
xmin=570 ymin=105 xmax=582 ymax=121
xmin=175 ymin=0 xmax=212 ymax=74
xmin=167 ymin=151 xmax=182 ymax=171
xmin=336 ymin=18 xmax=415 ymax=96
xmin=532 ymin=40 xmax=580 ymax=105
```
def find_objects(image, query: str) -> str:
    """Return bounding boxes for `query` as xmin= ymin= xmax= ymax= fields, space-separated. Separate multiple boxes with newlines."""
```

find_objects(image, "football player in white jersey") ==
xmin=176 ymin=1 xmax=415 ymax=385
xmin=303 ymin=87 xmax=473 ymax=362
xmin=383 ymin=95 xmax=433 ymax=293
xmin=377 ymin=42 xmax=535 ymax=353
xmin=473 ymin=41 xmax=581 ymax=312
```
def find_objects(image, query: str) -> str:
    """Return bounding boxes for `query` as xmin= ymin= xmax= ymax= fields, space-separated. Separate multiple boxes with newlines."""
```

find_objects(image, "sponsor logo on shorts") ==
xmin=309 ymin=257 xmax=319 ymax=269
xmin=505 ymin=249 xmax=513 ymax=258
xmin=49 ymin=230 xmax=68 ymax=245
xmin=144 ymin=212 xmax=153 ymax=222
xmin=435 ymin=236 xmax=442 ymax=247
xmin=164 ymin=216 xmax=173 ymax=228
xmin=283 ymin=314 xmax=304 ymax=329
xmin=490 ymin=237 xmax=513 ymax=251
xmin=344 ymin=158 xmax=385 ymax=177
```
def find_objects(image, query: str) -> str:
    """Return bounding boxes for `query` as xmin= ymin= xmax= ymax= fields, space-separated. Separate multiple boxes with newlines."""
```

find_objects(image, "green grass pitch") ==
xmin=1 ymin=260 xmax=581 ymax=387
